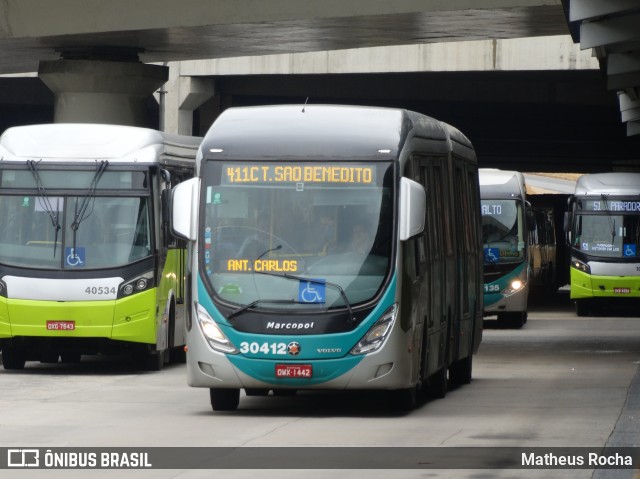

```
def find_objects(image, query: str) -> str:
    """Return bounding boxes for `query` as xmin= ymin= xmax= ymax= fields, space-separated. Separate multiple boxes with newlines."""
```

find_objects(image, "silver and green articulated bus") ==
xmin=565 ymin=172 xmax=640 ymax=316
xmin=479 ymin=169 xmax=531 ymax=328
xmin=0 ymin=123 xmax=201 ymax=370
xmin=171 ymin=105 xmax=483 ymax=411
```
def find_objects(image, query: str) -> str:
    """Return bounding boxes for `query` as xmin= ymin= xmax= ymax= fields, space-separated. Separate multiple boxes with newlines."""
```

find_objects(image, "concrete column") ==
xmin=162 ymin=72 xmax=215 ymax=135
xmin=177 ymin=76 xmax=215 ymax=135
xmin=38 ymin=60 xmax=168 ymax=126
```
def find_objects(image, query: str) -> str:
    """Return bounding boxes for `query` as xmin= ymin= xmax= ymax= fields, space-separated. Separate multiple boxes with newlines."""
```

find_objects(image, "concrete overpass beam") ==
xmin=178 ymin=76 xmax=215 ymax=136
xmin=569 ymin=0 xmax=639 ymax=22
xmin=619 ymin=90 xmax=640 ymax=122
xmin=578 ymin=12 xmax=640 ymax=50
xmin=162 ymin=74 xmax=215 ymax=135
xmin=38 ymin=60 xmax=168 ymax=126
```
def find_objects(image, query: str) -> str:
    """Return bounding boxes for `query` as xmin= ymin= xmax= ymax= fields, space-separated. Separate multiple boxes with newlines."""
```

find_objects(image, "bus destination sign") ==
xmin=222 ymin=164 xmax=376 ymax=185
xmin=584 ymin=200 xmax=640 ymax=212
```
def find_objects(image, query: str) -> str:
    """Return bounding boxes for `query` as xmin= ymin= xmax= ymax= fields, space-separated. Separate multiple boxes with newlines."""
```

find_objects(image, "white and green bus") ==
xmin=171 ymin=105 xmax=483 ymax=411
xmin=0 ymin=123 xmax=201 ymax=369
xmin=565 ymin=172 xmax=640 ymax=316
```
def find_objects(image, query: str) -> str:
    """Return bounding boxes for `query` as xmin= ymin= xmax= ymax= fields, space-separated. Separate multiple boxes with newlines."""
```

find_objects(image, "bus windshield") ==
xmin=0 ymin=195 xmax=152 ymax=269
xmin=201 ymin=161 xmax=394 ymax=310
xmin=481 ymin=199 xmax=525 ymax=264
xmin=572 ymin=212 xmax=640 ymax=258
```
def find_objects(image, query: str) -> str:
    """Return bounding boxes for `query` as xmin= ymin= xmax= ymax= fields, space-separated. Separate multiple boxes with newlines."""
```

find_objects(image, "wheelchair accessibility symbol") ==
xmin=298 ymin=279 xmax=326 ymax=304
xmin=624 ymin=244 xmax=637 ymax=257
xmin=484 ymin=247 xmax=500 ymax=263
xmin=65 ymin=247 xmax=85 ymax=267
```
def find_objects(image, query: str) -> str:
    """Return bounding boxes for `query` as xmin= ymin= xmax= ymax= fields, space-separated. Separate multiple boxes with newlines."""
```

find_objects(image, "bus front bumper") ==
xmin=0 ymin=291 xmax=157 ymax=345
xmin=570 ymin=268 xmax=640 ymax=299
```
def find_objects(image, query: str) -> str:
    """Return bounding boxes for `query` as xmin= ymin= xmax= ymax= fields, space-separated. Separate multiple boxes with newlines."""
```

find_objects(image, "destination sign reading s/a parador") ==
xmin=585 ymin=200 xmax=640 ymax=212
xmin=222 ymin=164 xmax=376 ymax=185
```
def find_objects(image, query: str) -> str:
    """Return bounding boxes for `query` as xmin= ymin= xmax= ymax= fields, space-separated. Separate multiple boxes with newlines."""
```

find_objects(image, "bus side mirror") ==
xmin=399 ymin=177 xmax=426 ymax=241
xmin=563 ymin=211 xmax=572 ymax=245
xmin=171 ymin=177 xmax=200 ymax=241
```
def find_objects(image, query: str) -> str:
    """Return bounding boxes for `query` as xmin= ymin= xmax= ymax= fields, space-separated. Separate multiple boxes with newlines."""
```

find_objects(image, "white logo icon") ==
xmin=8 ymin=449 xmax=40 ymax=467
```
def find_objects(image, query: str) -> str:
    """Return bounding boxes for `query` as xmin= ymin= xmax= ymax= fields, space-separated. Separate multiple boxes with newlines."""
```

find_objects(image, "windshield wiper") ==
xmin=255 ymin=270 xmax=356 ymax=323
xmin=70 ymin=160 xmax=108 ymax=253
xmin=227 ymin=298 xmax=300 ymax=321
xmin=27 ymin=160 xmax=61 ymax=257
xmin=601 ymin=194 xmax=617 ymax=244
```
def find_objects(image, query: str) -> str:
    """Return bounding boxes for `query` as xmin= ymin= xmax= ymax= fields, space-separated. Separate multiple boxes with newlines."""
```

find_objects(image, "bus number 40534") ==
xmin=85 ymin=287 xmax=117 ymax=295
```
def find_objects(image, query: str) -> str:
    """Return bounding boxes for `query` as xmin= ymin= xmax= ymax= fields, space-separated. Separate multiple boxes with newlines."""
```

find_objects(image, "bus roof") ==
xmin=574 ymin=172 xmax=640 ymax=196
xmin=0 ymin=123 xmax=202 ymax=164
xmin=478 ymin=168 xmax=526 ymax=199
xmin=200 ymin=104 xmax=474 ymax=161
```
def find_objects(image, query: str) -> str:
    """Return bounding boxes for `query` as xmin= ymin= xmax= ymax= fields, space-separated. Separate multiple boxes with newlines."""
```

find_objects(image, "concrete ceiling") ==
xmin=0 ymin=0 xmax=569 ymax=74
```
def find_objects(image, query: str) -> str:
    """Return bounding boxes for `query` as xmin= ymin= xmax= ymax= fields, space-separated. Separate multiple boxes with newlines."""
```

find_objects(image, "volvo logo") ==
xmin=287 ymin=342 xmax=301 ymax=356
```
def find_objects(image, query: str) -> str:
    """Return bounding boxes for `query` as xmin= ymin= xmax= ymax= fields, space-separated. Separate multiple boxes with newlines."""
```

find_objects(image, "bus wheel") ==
xmin=428 ymin=364 xmax=448 ymax=399
xmin=449 ymin=354 xmax=473 ymax=387
xmin=210 ymin=388 xmax=240 ymax=411
xmin=510 ymin=312 xmax=526 ymax=329
xmin=143 ymin=350 xmax=166 ymax=371
xmin=388 ymin=387 xmax=417 ymax=412
xmin=575 ymin=300 xmax=590 ymax=317
xmin=2 ymin=346 xmax=26 ymax=370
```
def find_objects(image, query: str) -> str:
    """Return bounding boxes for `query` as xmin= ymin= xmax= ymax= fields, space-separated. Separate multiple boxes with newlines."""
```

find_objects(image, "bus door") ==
xmin=451 ymin=159 xmax=474 ymax=358
xmin=420 ymin=155 xmax=450 ymax=379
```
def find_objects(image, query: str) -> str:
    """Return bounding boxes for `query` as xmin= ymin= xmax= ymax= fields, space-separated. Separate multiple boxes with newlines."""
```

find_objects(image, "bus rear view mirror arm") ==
xmin=399 ymin=177 xmax=426 ymax=241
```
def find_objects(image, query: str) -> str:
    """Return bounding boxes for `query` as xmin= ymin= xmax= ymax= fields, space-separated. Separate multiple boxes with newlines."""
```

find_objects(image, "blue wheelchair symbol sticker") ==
xmin=299 ymin=279 xmax=326 ymax=304
xmin=624 ymin=244 xmax=636 ymax=257
xmin=65 ymin=247 xmax=85 ymax=267
xmin=484 ymin=247 xmax=500 ymax=263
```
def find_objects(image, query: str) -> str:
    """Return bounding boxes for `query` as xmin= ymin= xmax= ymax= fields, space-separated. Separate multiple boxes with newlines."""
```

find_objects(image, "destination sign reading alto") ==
xmin=585 ymin=200 xmax=640 ymax=212
xmin=222 ymin=164 xmax=376 ymax=185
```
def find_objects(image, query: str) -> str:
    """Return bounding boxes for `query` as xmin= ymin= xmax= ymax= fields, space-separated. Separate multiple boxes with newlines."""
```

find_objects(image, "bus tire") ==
xmin=498 ymin=312 xmax=525 ymax=329
xmin=210 ymin=388 xmax=240 ymax=411
xmin=2 ymin=346 xmax=26 ymax=370
xmin=449 ymin=354 xmax=473 ymax=387
xmin=511 ymin=312 xmax=526 ymax=329
xmin=388 ymin=387 xmax=417 ymax=412
xmin=428 ymin=363 xmax=448 ymax=399
xmin=575 ymin=300 xmax=589 ymax=317
xmin=143 ymin=350 xmax=166 ymax=371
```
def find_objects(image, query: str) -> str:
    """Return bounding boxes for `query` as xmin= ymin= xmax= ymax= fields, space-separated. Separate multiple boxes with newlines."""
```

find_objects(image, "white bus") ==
xmin=172 ymin=105 xmax=483 ymax=411
xmin=0 ymin=123 xmax=201 ymax=369
xmin=479 ymin=169 xmax=531 ymax=328
xmin=565 ymin=172 xmax=640 ymax=316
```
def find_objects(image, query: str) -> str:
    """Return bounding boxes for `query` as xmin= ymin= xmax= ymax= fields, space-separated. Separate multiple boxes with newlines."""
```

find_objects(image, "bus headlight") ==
xmin=350 ymin=304 xmax=398 ymax=355
xmin=0 ymin=278 xmax=6 ymax=298
xmin=195 ymin=302 xmax=238 ymax=354
xmin=503 ymin=279 xmax=526 ymax=296
xmin=118 ymin=271 xmax=154 ymax=298
xmin=571 ymin=258 xmax=591 ymax=274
